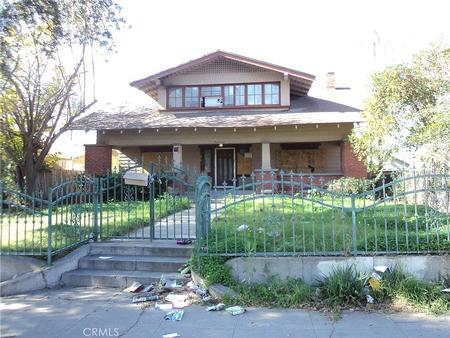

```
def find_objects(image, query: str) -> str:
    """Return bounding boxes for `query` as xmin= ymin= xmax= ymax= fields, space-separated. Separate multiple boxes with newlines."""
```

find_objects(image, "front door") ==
xmin=215 ymin=148 xmax=235 ymax=186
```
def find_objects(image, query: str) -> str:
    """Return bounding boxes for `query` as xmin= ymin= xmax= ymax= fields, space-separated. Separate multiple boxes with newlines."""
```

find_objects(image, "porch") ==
xmin=86 ymin=138 xmax=366 ymax=187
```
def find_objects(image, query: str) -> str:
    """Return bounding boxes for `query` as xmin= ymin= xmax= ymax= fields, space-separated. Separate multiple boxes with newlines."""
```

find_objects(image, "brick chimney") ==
xmin=326 ymin=72 xmax=335 ymax=90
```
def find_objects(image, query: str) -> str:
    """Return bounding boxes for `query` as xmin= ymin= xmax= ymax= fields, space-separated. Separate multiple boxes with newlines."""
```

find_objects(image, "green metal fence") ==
xmin=195 ymin=165 xmax=450 ymax=258
xmin=0 ymin=161 xmax=196 ymax=264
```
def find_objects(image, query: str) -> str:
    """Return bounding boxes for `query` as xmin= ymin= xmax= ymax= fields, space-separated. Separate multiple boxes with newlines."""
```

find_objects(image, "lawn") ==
xmin=205 ymin=195 xmax=450 ymax=255
xmin=0 ymin=194 xmax=191 ymax=255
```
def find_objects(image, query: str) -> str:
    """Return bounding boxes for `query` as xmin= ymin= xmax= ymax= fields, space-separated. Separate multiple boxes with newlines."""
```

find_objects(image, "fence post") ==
xmin=47 ymin=187 xmax=53 ymax=266
xmin=149 ymin=162 xmax=155 ymax=241
xmin=93 ymin=176 xmax=99 ymax=241
xmin=351 ymin=194 xmax=357 ymax=255
xmin=195 ymin=175 xmax=211 ymax=270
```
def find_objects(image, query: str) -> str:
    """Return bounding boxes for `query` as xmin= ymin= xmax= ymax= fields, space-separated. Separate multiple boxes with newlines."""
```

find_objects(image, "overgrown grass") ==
xmin=206 ymin=196 xmax=450 ymax=255
xmin=0 ymin=195 xmax=191 ymax=254
xmin=378 ymin=268 xmax=450 ymax=315
xmin=224 ymin=278 xmax=313 ymax=308
xmin=194 ymin=257 xmax=449 ymax=315
xmin=316 ymin=265 xmax=369 ymax=306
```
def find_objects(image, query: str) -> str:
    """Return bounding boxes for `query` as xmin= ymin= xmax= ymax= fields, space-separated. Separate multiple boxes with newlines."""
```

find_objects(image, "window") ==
xmin=166 ymin=82 xmax=280 ymax=109
xmin=201 ymin=86 xmax=221 ymax=97
xmin=247 ymin=84 xmax=262 ymax=105
xmin=184 ymin=87 xmax=199 ymax=107
xmin=264 ymin=83 xmax=280 ymax=104
xmin=224 ymin=86 xmax=234 ymax=106
xmin=235 ymin=85 xmax=245 ymax=106
xmin=168 ymin=88 xmax=183 ymax=108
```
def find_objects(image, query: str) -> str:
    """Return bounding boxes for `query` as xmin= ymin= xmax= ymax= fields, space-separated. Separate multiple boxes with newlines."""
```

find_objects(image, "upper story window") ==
xmin=168 ymin=88 xmax=183 ymax=108
xmin=264 ymin=83 xmax=280 ymax=105
xmin=185 ymin=87 xmax=200 ymax=107
xmin=166 ymin=82 xmax=280 ymax=109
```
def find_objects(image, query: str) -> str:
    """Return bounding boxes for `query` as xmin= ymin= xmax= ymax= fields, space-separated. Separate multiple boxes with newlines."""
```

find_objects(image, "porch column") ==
xmin=257 ymin=142 xmax=278 ymax=193
xmin=340 ymin=140 xmax=368 ymax=178
xmin=173 ymin=144 xmax=182 ymax=168
xmin=84 ymin=144 xmax=112 ymax=176
xmin=261 ymin=143 xmax=271 ymax=169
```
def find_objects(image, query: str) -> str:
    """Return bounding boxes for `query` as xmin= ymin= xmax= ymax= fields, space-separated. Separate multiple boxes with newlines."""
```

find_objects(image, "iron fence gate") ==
xmin=0 ymin=161 xmax=196 ymax=264
xmin=195 ymin=165 xmax=450 ymax=258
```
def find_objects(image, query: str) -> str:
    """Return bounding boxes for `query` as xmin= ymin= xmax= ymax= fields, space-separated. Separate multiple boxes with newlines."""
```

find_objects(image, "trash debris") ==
xmin=225 ymin=306 xmax=246 ymax=316
xmin=374 ymin=265 xmax=390 ymax=273
xmin=369 ymin=277 xmax=381 ymax=291
xmin=206 ymin=303 xmax=225 ymax=311
xmin=176 ymin=239 xmax=192 ymax=245
xmin=123 ymin=281 xmax=144 ymax=293
xmin=142 ymin=284 xmax=155 ymax=293
xmin=132 ymin=294 xmax=159 ymax=303
xmin=164 ymin=279 xmax=182 ymax=289
xmin=237 ymin=224 xmax=249 ymax=231
xmin=366 ymin=294 xmax=374 ymax=304
xmin=164 ymin=310 xmax=184 ymax=321
xmin=179 ymin=266 xmax=190 ymax=275
xmin=98 ymin=256 xmax=112 ymax=260
xmin=155 ymin=302 xmax=173 ymax=311
xmin=166 ymin=294 xmax=190 ymax=308
xmin=162 ymin=333 xmax=180 ymax=338
xmin=442 ymin=288 xmax=450 ymax=293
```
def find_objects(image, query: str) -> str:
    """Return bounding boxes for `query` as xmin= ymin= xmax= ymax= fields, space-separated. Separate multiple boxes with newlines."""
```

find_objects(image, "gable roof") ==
xmin=130 ymin=50 xmax=316 ymax=98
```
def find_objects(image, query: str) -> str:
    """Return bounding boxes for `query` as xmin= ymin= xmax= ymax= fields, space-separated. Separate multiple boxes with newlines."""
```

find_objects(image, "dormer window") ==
xmin=166 ymin=82 xmax=280 ymax=109
xmin=168 ymin=88 xmax=183 ymax=108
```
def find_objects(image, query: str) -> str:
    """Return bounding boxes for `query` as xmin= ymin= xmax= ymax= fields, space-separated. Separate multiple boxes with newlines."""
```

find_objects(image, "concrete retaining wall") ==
xmin=0 ymin=244 xmax=91 ymax=296
xmin=225 ymin=255 xmax=450 ymax=284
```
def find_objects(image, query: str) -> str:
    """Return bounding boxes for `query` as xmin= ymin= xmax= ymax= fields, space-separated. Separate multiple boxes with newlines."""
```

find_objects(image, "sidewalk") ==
xmin=1 ymin=286 xmax=449 ymax=338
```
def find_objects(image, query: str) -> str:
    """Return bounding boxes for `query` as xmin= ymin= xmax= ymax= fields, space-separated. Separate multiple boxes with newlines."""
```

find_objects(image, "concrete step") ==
xmin=90 ymin=241 xmax=193 ymax=258
xmin=62 ymin=269 xmax=187 ymax=288
xmin=79 ymin=255 xmax=188 ymax=272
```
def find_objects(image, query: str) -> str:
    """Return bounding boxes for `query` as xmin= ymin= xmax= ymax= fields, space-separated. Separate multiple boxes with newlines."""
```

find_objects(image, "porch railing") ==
xmin=195 ymin=165 xmax=450 ymax=258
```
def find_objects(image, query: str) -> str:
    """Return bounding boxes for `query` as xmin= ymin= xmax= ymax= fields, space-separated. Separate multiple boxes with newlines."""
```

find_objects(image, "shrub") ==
xmin=317 ymin=265 xmax=369 ymax=306
xmin=327 ymin=177 xmax=372 ymax=195
xmin=190 ymin=255 xmax=235 ymax=287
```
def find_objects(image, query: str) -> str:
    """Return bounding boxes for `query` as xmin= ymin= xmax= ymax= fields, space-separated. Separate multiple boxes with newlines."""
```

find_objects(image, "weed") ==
xmin=226 ymin=278 xmax=312 ymax=308
xmin=191 ymin=255 xmax=235 ymax=287
xmin=317 ymin=265 xmax=369 ymax=307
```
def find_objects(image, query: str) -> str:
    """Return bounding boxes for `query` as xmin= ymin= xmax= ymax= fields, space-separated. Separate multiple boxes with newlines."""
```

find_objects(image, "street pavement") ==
xmin=1 ymin=286 xmax=449 ymax=338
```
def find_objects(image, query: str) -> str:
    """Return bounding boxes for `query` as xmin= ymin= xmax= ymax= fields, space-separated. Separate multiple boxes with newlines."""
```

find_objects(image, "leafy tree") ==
xmin=0 ymin=0 xmax=124 ymax=192
xmin=350 ymin=44 xmax=450 ymax=174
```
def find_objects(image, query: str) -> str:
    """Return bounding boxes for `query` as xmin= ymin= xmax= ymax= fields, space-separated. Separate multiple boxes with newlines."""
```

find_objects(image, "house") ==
xmin=71 ymin=50 xmax=367 ymax=186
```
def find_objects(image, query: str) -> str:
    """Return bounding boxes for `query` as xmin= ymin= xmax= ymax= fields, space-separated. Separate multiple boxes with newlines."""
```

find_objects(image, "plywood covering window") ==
xmin=166 ymin=82 xmax=280 ymax=109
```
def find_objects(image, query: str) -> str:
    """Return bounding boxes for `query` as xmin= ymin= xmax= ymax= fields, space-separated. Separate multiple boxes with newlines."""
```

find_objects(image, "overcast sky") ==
xmin=52 ymin=0 xmax=450 ymax=157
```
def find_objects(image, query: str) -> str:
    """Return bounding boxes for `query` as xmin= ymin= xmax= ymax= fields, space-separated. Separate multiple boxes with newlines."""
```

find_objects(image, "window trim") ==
xmin=165 ymin=81 xmax=281 ymax=110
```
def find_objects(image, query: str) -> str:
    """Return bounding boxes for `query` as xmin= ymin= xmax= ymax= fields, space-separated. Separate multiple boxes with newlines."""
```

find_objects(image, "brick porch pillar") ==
xmin=340 ymin=140 xmax=368 ymax=178
xmin=84 ymin=144 xmax=112 ymax=176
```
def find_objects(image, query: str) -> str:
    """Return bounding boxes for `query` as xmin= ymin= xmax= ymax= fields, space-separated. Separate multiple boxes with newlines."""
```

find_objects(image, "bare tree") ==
xmin=0 ymin=0 xmax=124 ymax=192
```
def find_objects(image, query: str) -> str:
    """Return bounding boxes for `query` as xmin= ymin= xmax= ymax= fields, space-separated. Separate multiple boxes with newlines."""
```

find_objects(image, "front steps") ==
xmin=62 ymin=241 xmax=192 ymax=288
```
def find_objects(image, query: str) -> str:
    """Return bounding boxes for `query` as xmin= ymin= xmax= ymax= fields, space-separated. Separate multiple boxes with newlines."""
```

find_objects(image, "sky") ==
xmin=51 ymin=0 xmax=450 ymax=158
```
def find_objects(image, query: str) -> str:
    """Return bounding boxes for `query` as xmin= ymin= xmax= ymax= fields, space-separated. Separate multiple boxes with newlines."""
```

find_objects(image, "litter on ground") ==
xmin=155 ymin=302 xmax=173 ymax=311
xmin=166 ymin=293 xmax=190 ymax=308
xmin=374 ymin=265 xmax=390 ymax=273
xmin=132 ymin=295 xmax=159 ymax=303
xmin=366 ymin=294 xmax=374 ymax=304
xmin=225 ymin=306 xmax=246 ymax=316
xmin=123 ymin=281 xmax=144 ymax=293
xmin=164 ymin=310 xmax=184 ymax=321
xmin=98 ymin=256 xmax=112 ymax=260
xmin=206 ymin=303 xmax=225 ymax=311
xmin=162 ymin=333 xmax=180 ymax=338
xmin=176 ymin=239 xmax=192 ymax=245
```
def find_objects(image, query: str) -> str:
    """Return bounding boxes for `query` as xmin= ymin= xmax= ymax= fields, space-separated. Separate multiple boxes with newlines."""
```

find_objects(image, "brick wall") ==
xmin=340 ymin=140 xmax=368 ymax=178
xmin=85 ymin=145 xmax=112 ymax=176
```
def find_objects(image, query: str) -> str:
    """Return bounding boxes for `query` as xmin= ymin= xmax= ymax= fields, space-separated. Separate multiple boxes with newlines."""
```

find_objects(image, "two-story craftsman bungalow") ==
xmin=72 ymin=50 xmax=367 ymax=186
